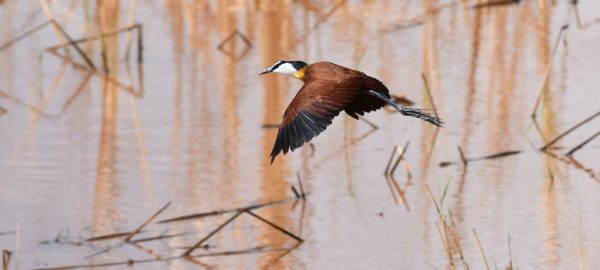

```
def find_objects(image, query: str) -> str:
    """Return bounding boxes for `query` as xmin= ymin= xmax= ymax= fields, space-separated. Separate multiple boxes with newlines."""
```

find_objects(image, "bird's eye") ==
xmin=271 ymin=60 xmax=284 ymax=70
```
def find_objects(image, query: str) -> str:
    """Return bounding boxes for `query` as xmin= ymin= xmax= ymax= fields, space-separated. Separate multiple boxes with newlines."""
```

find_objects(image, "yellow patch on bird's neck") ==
xmin=294 ymin=66 xmax=307 ymax=81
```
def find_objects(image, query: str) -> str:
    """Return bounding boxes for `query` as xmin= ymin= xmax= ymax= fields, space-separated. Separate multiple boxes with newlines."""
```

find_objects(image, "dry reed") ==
xmin=473 ymin=228 xmax=490 ymax=270
xmin=245 ymin=210 xmax=304 ymax=242
xmin=183 ymin=210 xmax=244 ymax=256
xmin=530 ymin=25 xmax=569 ymax=119
xmin=35 ymin=246 xmax=289 ymax=270
xmin=458 ymin=147 xmax=468 ymax=166
xmin=439 ymin=150 xmax=522 ymax=167
xmin=158 ymin=197 xmax=293 ymax=223
xmin=540 ymin=111 xmax=600 ymax=151
xmin=422 ymin=74 xmax=439 ymax=118
xmin=565 ymin=130 xmax=600 ymax=156
xmin=296 ymin=172 xmax=306 ymax=200
xmin=571 ymin=1 xmax=600 ymax=29
xmin=0 ymin=20 xmax=50 ymax=51
xmin=124 ymin=201 xmax=171 ymax=242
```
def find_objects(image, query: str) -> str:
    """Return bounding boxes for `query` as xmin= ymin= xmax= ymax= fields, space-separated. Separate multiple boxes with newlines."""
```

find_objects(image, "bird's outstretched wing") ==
xmin=344 ymin=76 xmax=390 ymax=119
xmin=270 ymin=75 xmax=362 ymax=163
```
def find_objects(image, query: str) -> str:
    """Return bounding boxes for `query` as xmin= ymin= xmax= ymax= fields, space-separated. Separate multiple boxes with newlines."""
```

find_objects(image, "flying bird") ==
xmin=259 ymin=60 xmax=443 ymax=163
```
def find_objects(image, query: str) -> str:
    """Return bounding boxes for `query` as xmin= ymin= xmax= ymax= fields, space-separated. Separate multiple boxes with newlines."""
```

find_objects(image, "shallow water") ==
xmin=1 ymin=0 xmax=599 ymax=269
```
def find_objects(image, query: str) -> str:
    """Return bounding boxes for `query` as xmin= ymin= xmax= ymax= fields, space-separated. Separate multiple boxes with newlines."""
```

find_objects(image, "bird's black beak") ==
xmin=258 ymin=69 xmax=270 ymax=75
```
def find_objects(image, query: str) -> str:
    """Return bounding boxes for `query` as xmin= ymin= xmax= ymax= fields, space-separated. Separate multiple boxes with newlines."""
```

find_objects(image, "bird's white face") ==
xmin=260 ymin=60 xmax=298 ymax=77
xmin=271 ymin=62 xmax=297 ymax=76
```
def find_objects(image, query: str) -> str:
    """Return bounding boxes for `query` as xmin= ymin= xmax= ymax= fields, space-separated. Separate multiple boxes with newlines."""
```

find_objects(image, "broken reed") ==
xmin=439 ymin=149 xmax=522 ymax=167
xmin=472 ymin=0 xmax=520 ymax=9
xmin=566 ymin=130 xmax=600 ymax=156
xmin=157 ymin=198 xmax=293 ymax=224
xmin=383 ymin=142 xmax=412 ymax=209
xmin=125 ymin=201 xmax=171 ymax=241
xmin=0 ymin=9 xmax=145 ymax=117
xmin=182 ymin=210 xmax=244 ymax=256
xmin=44 ymin=194 xmax=305 ymax=269
xmin=540 ymin=111 xmax=600 ymax=151
xmin=296 ymin=172 xmax=306 ymax=200
xmin=35 ymin=246 xmax=290 ymax=270
xmin=0 ymin=20 xmax=51 ymax=51
xmin=530 ymin=24 xmax=568 ymax=119
xmin=384 ymin=142 xmax=410 ymax=176
xmin=183 ymin=205 xmax=304 ymax=257
xmin=571 ymin=0 xmax=600 ymax=30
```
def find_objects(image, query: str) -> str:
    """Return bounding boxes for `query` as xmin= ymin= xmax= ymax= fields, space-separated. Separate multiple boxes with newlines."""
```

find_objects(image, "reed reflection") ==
xmin=217 ymin=0 xmax=240 ymax=199
xmin=536 ymin=2 xmax=560 ymax=268
xmin=418 ymin=1 xmax=443 ymax=262
xmin=0 ymin=1 xmax=15 ymax=92
xmin=92 ymin=0 xmax=121 ymax=236
xmin=215 ymin=2 xmax=245 ymax=266
xmin=166 ymin=0 xmax=184 ymax=191
xmin=258 ymin=1 xmax=297 ymax=268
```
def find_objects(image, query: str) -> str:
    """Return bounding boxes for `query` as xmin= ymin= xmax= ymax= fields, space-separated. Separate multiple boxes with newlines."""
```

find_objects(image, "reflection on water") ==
xmin=1 ymin=1 xmax=600 ymax=269
xmin=258 ymin=1 xmax=295 ymax=269
xmin=93 ymin=0 xmax=121 ymax=237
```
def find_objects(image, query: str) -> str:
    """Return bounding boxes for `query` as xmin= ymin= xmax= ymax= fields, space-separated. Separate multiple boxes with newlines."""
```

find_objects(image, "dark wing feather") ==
xmin=344 ymin=75 xmax=390 ymax=119
xmin=270 ymin=64 xmax=362 ymax=163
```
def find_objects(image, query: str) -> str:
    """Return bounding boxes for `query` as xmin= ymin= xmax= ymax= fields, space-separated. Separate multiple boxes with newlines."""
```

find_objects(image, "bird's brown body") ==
xmin=263 ymin=60 xmax=442 ymax=163
xmin=270 ymin=61 xmax=391 ymax=162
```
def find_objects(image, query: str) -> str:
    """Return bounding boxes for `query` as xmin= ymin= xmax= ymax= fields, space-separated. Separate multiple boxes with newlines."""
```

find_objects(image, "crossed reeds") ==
xmin=0 ymin=1 xmax=144 ymax=118
xmin=35 ymin=184 xmax=307 ymax=269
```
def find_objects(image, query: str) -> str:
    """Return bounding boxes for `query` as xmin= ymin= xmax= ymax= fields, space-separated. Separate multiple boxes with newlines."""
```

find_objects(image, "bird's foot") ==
xmin=400 ymin=107 xmax=444 ymax=127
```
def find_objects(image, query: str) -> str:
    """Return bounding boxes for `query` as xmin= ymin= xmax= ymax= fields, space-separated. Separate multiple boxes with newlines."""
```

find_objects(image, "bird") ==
xmin=259 ymin=60 xmax=443 ymax=163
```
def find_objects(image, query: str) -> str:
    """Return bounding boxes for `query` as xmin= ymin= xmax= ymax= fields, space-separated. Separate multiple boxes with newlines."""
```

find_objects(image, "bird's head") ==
xmin=259 ymin=60 xmax=307 ymax=80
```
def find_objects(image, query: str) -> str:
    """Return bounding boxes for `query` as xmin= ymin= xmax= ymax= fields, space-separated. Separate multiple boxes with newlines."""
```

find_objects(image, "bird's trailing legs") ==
xmin=367 ymin=90 xmax=444 ymax=127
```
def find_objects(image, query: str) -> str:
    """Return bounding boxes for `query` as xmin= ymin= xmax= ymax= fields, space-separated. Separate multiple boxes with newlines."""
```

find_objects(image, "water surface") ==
xmin=1 ymin=0 xmax=599 ymax=269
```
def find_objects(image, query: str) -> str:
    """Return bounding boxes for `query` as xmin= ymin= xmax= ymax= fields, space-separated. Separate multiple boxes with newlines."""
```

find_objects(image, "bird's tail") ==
xmin=367 ymin=90 xmax=444 ymax=127
xmin=399 ymin=107 xmax=443 ymax=127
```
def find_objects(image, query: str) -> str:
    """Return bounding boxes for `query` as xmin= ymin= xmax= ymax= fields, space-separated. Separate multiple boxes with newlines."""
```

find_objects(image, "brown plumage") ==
xmin=260 ymin=61 xmax=443 ymax=163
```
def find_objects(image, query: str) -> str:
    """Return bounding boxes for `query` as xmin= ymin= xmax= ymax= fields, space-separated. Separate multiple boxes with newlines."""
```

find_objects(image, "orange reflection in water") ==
xmin=1 ymin=1 xmax=600 ymax=269
xmin=92 ymin=0 xmax=121 ymax=235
